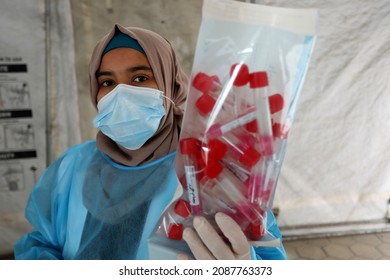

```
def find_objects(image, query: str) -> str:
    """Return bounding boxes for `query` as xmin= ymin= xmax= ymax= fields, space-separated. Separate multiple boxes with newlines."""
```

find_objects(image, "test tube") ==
xmin=205 ymin=92 xmax=284 ymax=140
xmin=220 ymin=130 xmax=261 ymax=169
xmin=166 ymin=199 xmax=192 ymax=240
xmin=206 ymin=109 xmax=257 ymax=139
xmin=204 ymin=161 xmax=262 ymax=225
xmin=200 ymin=178 xmax=238 ymax=217
xmin=247 ymin=156 xmax=278 ymax=212
xmin=180 ymin=138 xmax=204 ymax=215
xmin=229 ymin=63 xmax=250 ymax=116
xmin=249 ymin=71 xmax=274 ymax=157
xmin=204 ymin=138 xmax=249 ymax=184
xmin=200 ymin=181 xmax=255 ymax=234
xmin=245 ymin=93 xmax=285 ymax=133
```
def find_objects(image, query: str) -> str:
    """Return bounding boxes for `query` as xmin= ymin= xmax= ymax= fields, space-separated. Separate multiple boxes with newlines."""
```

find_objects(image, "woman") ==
xmin=14 ymin=24 xmax=287 ymax=260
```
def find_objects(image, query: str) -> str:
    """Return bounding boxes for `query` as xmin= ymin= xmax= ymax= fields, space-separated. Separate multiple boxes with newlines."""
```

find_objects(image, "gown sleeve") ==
xmin=251 ymin=210 xmax=288 ymax=260
xmin=14 ymin=154 xmax=72 ymax=260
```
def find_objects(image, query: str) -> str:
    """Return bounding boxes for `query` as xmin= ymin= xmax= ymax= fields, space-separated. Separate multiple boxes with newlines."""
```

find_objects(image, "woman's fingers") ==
xmin=182 ymin=226 xmax=215 ymax=260
xmin=182 ymin=214 xmax=250 ymax=260
xmin=215 ymin=212 xmax=250 ymax=259
xmin=189 ymin=216 xmax=236 ymax=259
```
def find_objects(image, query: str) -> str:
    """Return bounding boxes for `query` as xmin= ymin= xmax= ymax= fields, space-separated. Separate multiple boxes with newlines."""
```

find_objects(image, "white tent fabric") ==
xmin=47 ymin=0 xmax=81 ymax=162
xmin=271 ymin=0 xmax=390 ymax=235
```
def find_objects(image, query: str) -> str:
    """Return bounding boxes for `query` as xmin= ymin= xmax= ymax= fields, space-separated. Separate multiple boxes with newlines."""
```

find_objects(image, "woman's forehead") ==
xmin=99 ymin=48 xmax=150 ymax=71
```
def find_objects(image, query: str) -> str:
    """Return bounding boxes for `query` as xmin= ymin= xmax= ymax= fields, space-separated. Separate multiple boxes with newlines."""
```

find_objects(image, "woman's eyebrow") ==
xmin=126 ymin=65 xmax=153 ymax=73
xmin=96 ymin=65 xmax=153 ymax=79
xmin=96 ymin=70 xmax=113 ymax=79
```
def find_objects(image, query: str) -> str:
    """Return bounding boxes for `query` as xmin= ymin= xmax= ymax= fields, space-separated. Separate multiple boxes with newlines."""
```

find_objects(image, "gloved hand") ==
xmin=178 ymin=212 xmax=250 ymax=260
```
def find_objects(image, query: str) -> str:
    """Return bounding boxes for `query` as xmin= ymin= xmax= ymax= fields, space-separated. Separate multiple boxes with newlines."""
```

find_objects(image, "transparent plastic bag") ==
xmin=148 ymin=0 xmax=317 ymax=259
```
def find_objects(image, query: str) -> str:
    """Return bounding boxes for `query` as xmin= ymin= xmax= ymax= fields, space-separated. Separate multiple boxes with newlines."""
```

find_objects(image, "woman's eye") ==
xmin=133 ymin=75 xmax=148 ymax=83
xmin=101 ymin=80 xmax=114 ymax=87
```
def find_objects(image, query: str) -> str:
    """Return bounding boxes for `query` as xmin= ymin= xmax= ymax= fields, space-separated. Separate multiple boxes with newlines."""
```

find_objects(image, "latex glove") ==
xmin=178 ymin=212 xmax=250 ymax=260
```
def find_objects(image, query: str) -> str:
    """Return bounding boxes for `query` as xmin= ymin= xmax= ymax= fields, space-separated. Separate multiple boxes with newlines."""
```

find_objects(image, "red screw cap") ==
xmin=192 ymin=72 xmax=220 ymax=94
xmin=180 ymin=138 xmax=200 ymax=155
xmin=205 ymin=160 xmax=223 ymax=179
xmin=240 ymin=147 xmax=261 ymax=168
xmin=174 ymin=199 xmax=191 ymax=219
xmin=207 ymin=139 xmax=228 ymax=161
xmin=269 ymin=93 xmax=284 ymax=114
xmin=245 ymin=220 xmax=265 ymax=241
xmin=168 ymin=223 xmax=183 ymax=240
xmin=245 ymin=120 xmax=258 ymax=133
xmin=195 ymin=94 xmax=216 ymax=115
xmin=230 ymin=63 xmax=250 ymax=86
xmin=249 ymin=71 xmax=268 ymax=88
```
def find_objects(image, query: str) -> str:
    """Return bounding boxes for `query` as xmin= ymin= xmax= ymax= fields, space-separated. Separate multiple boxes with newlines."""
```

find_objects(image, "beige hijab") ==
xmin=89 ymin=24 xmax=188 ymax=166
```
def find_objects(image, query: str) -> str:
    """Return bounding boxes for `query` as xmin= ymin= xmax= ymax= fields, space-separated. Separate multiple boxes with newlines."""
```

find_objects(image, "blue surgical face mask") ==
xmin=93 ymin=84 xmax=166 ymax=150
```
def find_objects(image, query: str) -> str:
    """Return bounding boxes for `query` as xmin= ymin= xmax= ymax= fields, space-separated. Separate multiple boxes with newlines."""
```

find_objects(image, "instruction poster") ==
xmin=0 ymin=0 xmax=47 ymax=255
xmin=0 ymin=62 xmax=38 ymax=189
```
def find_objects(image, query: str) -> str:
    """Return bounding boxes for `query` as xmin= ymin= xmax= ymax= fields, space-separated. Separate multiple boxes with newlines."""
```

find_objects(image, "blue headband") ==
xmin=102 ymin=31 xmax=145 ymax=55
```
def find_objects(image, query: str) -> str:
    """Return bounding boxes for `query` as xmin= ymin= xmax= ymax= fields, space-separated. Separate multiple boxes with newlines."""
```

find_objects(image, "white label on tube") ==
xmin=184 ymin=165 xmax=200 ymax=206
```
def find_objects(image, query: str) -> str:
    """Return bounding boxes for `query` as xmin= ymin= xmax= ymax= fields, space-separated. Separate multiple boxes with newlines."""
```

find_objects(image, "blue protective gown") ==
xmin=14 ymin=140 xmax=287 ymax=260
